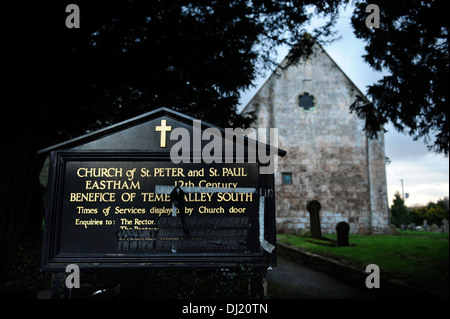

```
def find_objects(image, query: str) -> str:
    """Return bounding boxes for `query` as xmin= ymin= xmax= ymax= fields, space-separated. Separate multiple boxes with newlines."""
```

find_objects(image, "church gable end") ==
xmin=243 ymin=44 xmax=389 ymax=235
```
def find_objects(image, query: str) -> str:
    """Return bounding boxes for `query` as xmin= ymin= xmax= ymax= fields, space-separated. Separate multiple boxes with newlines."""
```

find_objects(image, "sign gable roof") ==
xmin=38 ymin=107 xmax=286 ymax=157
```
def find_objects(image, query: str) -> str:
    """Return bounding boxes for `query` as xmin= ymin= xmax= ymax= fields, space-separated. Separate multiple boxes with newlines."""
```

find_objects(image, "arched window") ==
xmin=298 ymin=93 xmax=315 ymax=111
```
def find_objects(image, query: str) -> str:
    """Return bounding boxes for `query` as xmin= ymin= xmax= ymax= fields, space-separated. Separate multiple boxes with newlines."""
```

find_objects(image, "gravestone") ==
xmin=307 ymin=200 xmax=322 ymax=239
xmin=336 ymin=221 xmax=350 ymax=246
xmin=442 ymin=219 xmax=449 ymax=233
xmin=389 ymin=224 xmax=400 ymax=235
xmin=423 ymin=219 xmax=429 ymax=232
xmin=408 ymin=222 xmax=416 ymax=231
xmin=431 ymin=223 xmax=440 ymax=233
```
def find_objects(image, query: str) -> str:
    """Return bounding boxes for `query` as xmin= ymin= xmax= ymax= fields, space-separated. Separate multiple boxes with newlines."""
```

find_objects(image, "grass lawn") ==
xmin=277 ymin=230 xmax=449 ymax=292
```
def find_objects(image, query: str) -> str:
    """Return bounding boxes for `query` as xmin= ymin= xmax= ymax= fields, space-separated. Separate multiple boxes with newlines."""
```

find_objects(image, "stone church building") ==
xmin=242 ymin=44 xmax=390 ymax=234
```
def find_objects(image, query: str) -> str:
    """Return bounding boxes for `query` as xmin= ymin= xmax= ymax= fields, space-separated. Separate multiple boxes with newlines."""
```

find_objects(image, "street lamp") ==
xmin=400 ymin=179 xmax=408 ymax=201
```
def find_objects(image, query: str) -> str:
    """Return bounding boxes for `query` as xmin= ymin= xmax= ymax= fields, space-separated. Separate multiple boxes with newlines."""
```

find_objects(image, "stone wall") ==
xmin=243 ymin=45 xmax=389 ymax=234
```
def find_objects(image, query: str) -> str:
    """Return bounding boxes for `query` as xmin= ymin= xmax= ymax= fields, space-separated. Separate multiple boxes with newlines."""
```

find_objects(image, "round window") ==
xmin=298 ymin=93 xmax=315 ymax=111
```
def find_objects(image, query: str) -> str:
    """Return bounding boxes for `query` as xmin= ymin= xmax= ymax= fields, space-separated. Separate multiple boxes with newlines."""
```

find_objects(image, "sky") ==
xmin=237 ymin=5 xmax=449 ymax=207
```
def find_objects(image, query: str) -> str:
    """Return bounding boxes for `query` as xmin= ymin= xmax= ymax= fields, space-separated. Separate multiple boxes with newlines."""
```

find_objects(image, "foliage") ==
xmin=0 ymin=231 xmax=51 ymax=298
xmin=350 ymin=0 xmax=449 ymax=155
xmin=410 ymin=199 xmax=449 ymax=226
xmin=390 ymin=191 xmax=410 ymax=227
xmin=390 ymin=193 xmax=449 ymax=227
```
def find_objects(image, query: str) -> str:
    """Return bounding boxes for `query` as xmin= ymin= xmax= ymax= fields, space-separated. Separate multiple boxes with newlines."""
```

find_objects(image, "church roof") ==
xmin=240 ymin=42 xmax=370 ymax=115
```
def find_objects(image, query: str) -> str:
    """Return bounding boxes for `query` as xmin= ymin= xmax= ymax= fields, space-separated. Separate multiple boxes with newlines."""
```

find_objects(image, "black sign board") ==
xmin=39 ymin=108 xmax=285 ymax=270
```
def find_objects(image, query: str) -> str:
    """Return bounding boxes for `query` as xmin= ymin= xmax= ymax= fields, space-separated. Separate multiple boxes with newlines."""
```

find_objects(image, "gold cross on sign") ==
xmin=155 ymin=119 xmax=172 ymax=148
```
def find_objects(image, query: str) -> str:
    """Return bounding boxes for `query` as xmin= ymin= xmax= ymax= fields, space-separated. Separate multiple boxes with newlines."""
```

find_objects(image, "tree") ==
xmin=390 ymin=191 xmax=410 ymax=227
xmin=2 ymin=1 xmax=347 ymax=251
xmin=410 ymin=199 xmax=449 ymax=226
xmin=350 ymin=0 xmax=449 ymax=155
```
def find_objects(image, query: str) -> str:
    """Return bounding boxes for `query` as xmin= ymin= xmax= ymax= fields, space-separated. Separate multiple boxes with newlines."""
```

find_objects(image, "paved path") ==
xmin=266 ymin=256 xmax=377 ymax=299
